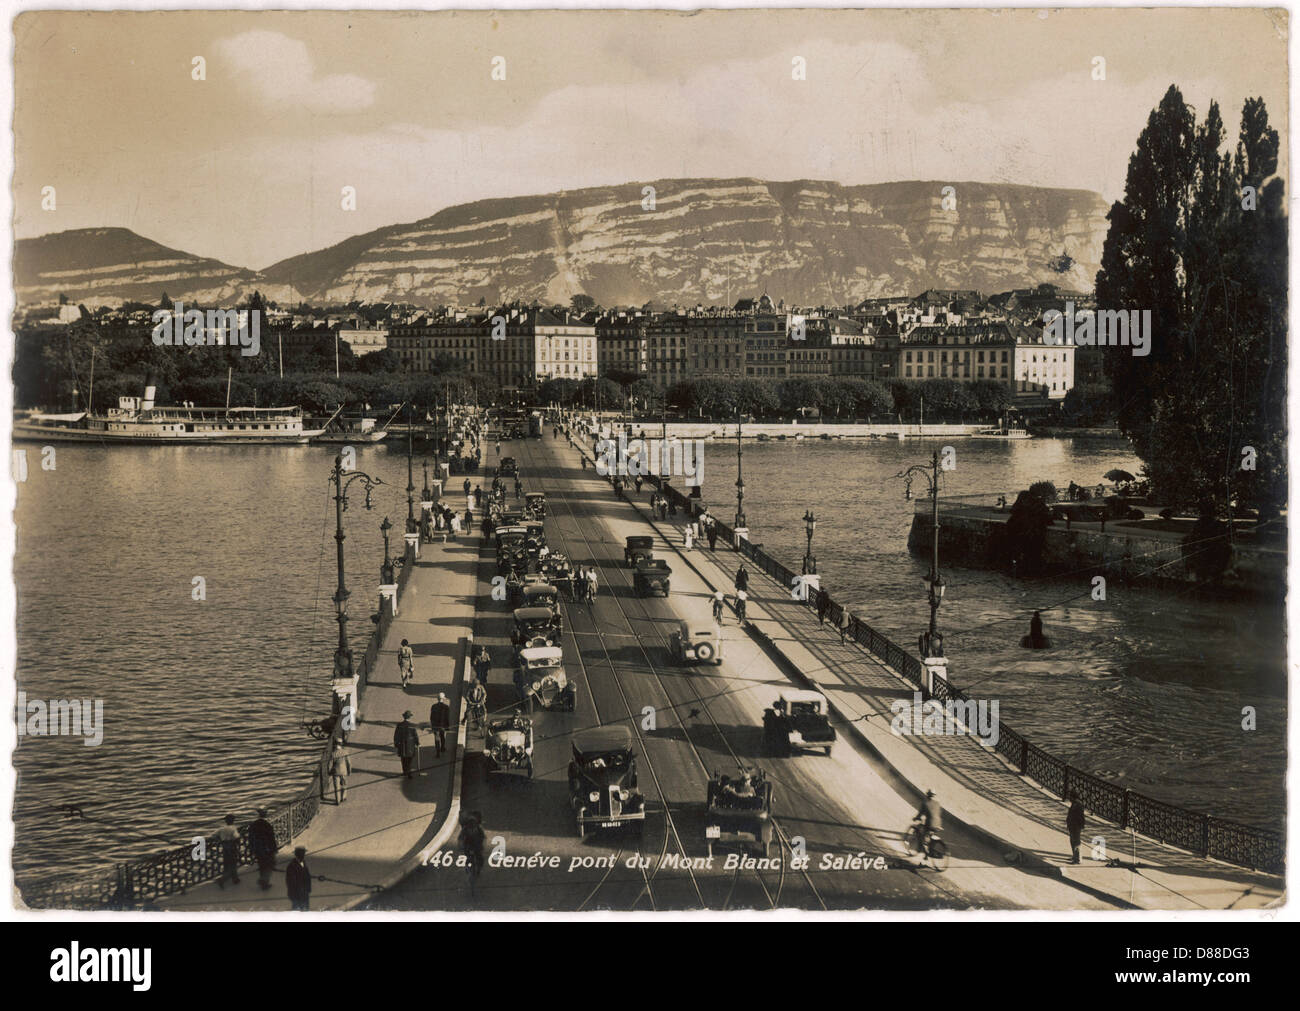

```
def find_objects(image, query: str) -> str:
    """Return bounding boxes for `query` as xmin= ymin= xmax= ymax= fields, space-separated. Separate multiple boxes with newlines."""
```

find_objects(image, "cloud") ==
xmin=215 ymin=30 xmax=376 ymax=114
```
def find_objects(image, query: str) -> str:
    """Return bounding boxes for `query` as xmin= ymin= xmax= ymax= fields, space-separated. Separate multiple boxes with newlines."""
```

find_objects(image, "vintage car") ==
xmin=521 ymin=582 xmax=562 ymax=630
xmin=669 ymin=620 xmax=723 ymax=665
xmin=568 ymin=726 xmax=645 ymax=838
xmin=624 ymin=535 xmax=655 ymax=567
xmin=705 ymin=768 xmax=774 ymax=857
xmin=516 ymin=645 xmax=576 ymax=712
xmin=524 ymin=492 xmax=547 ymax=520
xmin=498 ymin=456 xmax=519 ymax=478
xmin=512 ymin=606 xmax=561 ymax=651
xmin=763 ymin=689 xmax=837 ymax=756
xmin=484 ymin=715 xmax=534 ymax=779
xmin=541 ymin=553 xmax=575 ymax=594
xmin=523 ymin=520 xmax=547 ymax=557
xmin=633 ymin=558 xmax=672 ymax=597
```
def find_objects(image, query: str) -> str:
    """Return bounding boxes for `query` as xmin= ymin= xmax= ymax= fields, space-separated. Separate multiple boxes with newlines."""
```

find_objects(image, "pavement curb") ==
xmin=338 ymin=633 xmax=469 ymax=909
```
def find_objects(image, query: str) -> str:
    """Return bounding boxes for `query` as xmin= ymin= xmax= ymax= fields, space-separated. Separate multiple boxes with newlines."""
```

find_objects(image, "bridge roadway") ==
xmin=371 ymin=433 xmax=1111 ymax=911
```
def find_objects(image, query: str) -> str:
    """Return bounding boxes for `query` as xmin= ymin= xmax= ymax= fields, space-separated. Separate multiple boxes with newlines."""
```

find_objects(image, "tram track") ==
xmin=529 ymin=432 xmax=977 ymax=910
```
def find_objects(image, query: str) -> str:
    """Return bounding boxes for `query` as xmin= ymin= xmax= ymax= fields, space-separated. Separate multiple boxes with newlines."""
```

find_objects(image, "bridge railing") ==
xmin=17 ymin=528 xmax=431 ymax=909
xmin=639 ymin=465 xmax=1283 ymax=876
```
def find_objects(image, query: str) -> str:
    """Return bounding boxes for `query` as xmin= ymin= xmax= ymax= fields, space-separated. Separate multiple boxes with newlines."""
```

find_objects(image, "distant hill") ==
xmin=12 ymin=227 xmax=300 ymax=307
xmin=17 ymin=179 xmax=1110 ymax=308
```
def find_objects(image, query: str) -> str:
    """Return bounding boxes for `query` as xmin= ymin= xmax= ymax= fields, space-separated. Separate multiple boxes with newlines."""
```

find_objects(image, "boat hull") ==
xmin=12 ymin=423 xmax=313 ymax=445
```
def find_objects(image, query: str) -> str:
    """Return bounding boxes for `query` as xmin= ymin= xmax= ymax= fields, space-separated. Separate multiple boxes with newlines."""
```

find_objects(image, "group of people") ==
xmin=574 ymin=564 xmax=599 ymax=603
xmin=213 ymin=807 xmax=313 ymax=910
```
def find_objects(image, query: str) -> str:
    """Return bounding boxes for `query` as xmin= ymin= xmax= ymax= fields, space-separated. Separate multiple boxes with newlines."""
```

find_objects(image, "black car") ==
xmin=512 ymin=606 xmax=561 ymax=651
xmin=568 ymin=726 xmax=645 ymax=838
xmin=498 ymin=457 xmax=519 ymax=478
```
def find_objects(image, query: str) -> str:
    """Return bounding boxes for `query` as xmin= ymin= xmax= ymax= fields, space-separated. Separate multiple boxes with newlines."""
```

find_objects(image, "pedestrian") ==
xmin=463 ymin=477 xmax=471 ymax=497
xmin=1066 ymin=793 xmax=1085 ymax=864
xmin=330 ymin=747 xmax=352 ymax=804
xmin=735 ymin=589 xmax=748 ymax=623
xmin=451 ymin=512 xmax=462 ymax=538
xmin=398 ymin=638 xmax=414 ymax=686
xmin=285 ymin=846 xmax=311 ymax=911
xmin=429 ymin=692 xmax=451 ymax=758
xmin=735 ymin=565 xmax=749 ymax=594
xmin=474 ymin=645 xmax=492 ymax=686
xmin=474 ymin=486 xmax=483 ymax=508
xmin=816 ymin=590 xmax=830 ymax=624
xmin=465 ymin=507 xmax=473 ymax=529
xmin=707 ymin=520 xmax=718 ymax=551
xmin=393 ymin=710 xmax=421 ymax=779
xmin=586 ymin=565 xmax=599 ymax=602
xmin=249 ymin=806 xmax=277 ymax=890
xmin=215 ymin=813 xmax=241 ymax=888
xmin=634 ymin=475 xmax=643 ymax=494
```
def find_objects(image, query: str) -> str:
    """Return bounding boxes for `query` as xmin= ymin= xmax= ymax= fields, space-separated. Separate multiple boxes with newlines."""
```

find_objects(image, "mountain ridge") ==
xmin=16 ymin=178 xmax=1110 ymax=308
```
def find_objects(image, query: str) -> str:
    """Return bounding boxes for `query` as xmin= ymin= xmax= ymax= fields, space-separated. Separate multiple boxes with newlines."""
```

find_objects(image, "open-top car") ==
xmin=705 ymin=768 xmax=774 ymax=857
xmin=517 ymin=645 xmax=576 ymax=712
xmin=484 ymin=715 xmax=534 ymax=779
xmin=624 ymin=535 xmax=654 ymax=567
xmin=512 ymin=606 xmax=561 ymax=651
xmin=523 ymin=520 xmax=547 ymax=557
xmin=498 ymin=456 xmax=519 ymax=478
xmin=669 ymin=620 xmax=723 ymax=665
xmin=568 ymin=726 xmax=645 ymax=838
xmin=763 ymin=689 xmax=836 ymax=756
xmin=524 ymin=492 xmax=546 ymax=520
xmin=633 ymin=558 xmax=672 ymax=597
xmin=541 ymin=553 xmax=575 ymax=595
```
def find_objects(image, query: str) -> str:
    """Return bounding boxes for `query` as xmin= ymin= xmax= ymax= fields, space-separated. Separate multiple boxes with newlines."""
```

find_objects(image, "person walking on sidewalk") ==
xmin=735 ymin=589 xmax=748 ymax=623
xmin=215 ymin=814 xmax=241 ymax=888
xmin=1066 ymin=793 xmax=1085 ymax=864
xmin=463 ymin=478 xmax=471 ymax=498
xmin=816 ymin=590 xmax=831 ymax=625
xmin=734 ymin=565 xmax=749 ymax=595
xmin=398 ymin=639 xmax=415 ymax=687
xmin=285 ymin=847 xmax=311 ymax=911
xmin=248 ymin=806 xmax=277 ymax=890
xmin=429 ymin=693 xmax=451 ymax=757
xmin=394 ymin=711 xmax=421 ymax=779
xmin=473 ymin=645 xmax=492 ymax=686
xmin=707 ymin=520 xmax=718 ymax=551
xmin=330 ymin=748 xmax=352 ymax=804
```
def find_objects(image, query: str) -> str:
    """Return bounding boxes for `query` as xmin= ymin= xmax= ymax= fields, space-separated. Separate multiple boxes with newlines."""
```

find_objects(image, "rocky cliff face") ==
xmin=17 ymin=179 xmax=1109 ymax=308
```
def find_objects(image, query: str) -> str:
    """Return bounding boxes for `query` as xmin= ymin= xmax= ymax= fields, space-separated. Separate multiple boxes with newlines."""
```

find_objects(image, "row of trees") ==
xmin=1098 ymin=86 xmax=1286 ymax=518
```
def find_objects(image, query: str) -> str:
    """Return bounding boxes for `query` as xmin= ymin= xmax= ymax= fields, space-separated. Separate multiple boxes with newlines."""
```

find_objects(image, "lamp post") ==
xmin=734 ymin=413 xmax=747 ymax=531
xmin=896 ymin=450 xmax=944 ymax=659
xmin=330 ymin=455 xmax=384 ymax=712
xmin=405 ymin=401 xmax=416 ymax=533
xmin=380 ymin=515 xmax=394 ymax=585
xmin=803 ymin=510 xmax=817 ymax=575
xmin=422 ymin=460 xmax=432 ymax=502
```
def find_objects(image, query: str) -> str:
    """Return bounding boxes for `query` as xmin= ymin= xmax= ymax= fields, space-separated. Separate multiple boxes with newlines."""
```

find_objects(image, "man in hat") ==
xmin=393 ymin=711 xmax=420 ymax=779
xmin=429 ymin=692 xmax=451 ymax=758
xmin=248 ymin=805 xmax=278 ymax=891
xmin=285 ymin=847 xmax=311 ymax=911
xmin=473 ymin=645 xmax=492 ymax=687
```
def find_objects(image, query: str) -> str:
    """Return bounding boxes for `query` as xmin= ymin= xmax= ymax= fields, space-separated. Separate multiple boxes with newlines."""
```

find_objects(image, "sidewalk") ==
xmin=153 ymin=534 xmax=475 ymax=912
xmin=629 ymin=502 xmax=1284 ymax=911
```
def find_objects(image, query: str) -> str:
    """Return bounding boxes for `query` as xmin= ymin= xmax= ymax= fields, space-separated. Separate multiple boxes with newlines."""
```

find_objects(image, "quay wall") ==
xmin=908 ymin=510 xmax=1286 ymax=597
xmin=585 ymin=421 xmax=988 ymax=439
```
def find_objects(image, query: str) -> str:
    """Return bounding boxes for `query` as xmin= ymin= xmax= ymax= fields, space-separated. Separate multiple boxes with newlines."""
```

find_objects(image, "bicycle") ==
xmin=905 ymin=822 xmax=949 ymax=871
xmin=465 ymin=698 xmax=487 ymax=735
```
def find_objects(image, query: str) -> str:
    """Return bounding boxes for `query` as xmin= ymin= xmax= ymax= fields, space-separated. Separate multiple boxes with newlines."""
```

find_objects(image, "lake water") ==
xmin=11 ymin=435 xmax=1286 ymax=884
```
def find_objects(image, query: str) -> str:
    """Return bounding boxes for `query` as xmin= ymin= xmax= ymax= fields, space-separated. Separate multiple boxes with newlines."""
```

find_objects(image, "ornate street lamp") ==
xmin=422 ymin=460 xmax=432 ymax=502
xmin=405 ymin=401 xmax=416 ymax=532
xmin=803 ymin=509 xmax=817 ymax=575
xmin=380 ymin=515 xmax=394 ymax=585
xmin=896 ymin=450 xmax=944 ymax=659
xmin=330 ymin=455 xmax=385 ymax=708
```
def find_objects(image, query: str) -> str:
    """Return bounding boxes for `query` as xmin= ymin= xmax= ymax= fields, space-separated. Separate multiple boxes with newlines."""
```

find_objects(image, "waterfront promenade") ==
xmin=153 ymin=532 xmax=474 ymax=912
xmin=633 ymin=495 xmax=1284 ymax=910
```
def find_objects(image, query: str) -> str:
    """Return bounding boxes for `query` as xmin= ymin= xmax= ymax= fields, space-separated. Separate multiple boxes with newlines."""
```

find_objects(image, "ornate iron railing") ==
xmin=631 ymin=458 xmax=1283 ymax=876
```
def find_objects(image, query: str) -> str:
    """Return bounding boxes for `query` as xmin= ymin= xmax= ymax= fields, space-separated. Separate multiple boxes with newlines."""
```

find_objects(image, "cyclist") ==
xmin=912 ymin=789 xmax=943 ymax=859
xmin=712 ymin=589 xmax=726 ymax=624
xmin=458 ymin=811 xmax=486 ymax=891
xmin=735 ymin=589 xmax=748 ymax=623
xmin=465 ymin=679 xmax=487 ymax=729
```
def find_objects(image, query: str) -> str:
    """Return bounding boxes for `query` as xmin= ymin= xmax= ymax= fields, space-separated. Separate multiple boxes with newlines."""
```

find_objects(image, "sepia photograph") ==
xmin=2 ymin=3 xmax=1292 ymax=939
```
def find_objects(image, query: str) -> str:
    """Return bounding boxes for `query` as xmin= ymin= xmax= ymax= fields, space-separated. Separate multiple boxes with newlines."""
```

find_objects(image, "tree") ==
xmin=1097 ymin=86 xmax=1286 ymax=517
xmin=570 ymin=294 xmax=596 ymax=312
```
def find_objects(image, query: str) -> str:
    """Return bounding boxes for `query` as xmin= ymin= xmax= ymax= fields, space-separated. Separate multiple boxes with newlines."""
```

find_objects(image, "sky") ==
xmin=11 ymin=7 xmax=1289 ymax=270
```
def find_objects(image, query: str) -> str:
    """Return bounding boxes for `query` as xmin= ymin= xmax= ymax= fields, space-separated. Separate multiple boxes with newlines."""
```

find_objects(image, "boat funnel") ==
xmin=142 ymin=372 xmax=156 ymax=410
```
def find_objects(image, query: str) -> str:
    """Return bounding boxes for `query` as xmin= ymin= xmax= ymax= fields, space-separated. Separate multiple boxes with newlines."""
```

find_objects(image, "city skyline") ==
xmin=13 ymin=7 xmax=1288 ymax=269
